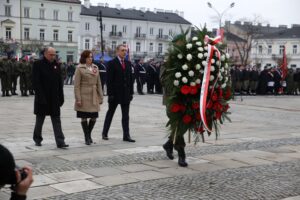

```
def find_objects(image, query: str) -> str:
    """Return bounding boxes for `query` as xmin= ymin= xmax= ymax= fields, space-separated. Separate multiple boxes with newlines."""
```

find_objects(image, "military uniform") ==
xmin=135 ymin=62 xmax=147 ymax=94
xmin=19 ymin=60 xmax=30 ymax=96
xmin=147 ymin=63 xmax=157 ymax=94
xmin=249 ymin=68 xmax=259 ymax=94
xmin=0 ymin=59 xmax=12 ymax=96
xmin=10 ymin=59 xmax=19 ymax=95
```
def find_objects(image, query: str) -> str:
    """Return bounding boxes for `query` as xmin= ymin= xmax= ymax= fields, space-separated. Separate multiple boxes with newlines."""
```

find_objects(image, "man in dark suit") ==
xmin=32 ymin=47 xmax=69 ymax=148
xmin=102 ymin=44 xmax=135 ymax=142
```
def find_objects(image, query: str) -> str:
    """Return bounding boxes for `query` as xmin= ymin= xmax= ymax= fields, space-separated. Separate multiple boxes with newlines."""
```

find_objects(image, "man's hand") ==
xmin=15 ymin=166 xmax=33 ymax=196
xmin=76 ymin=101 xmax=82 ymax=107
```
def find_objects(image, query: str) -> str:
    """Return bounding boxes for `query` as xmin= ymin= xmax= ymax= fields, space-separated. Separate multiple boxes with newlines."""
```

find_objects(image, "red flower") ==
xmin=218 ymin=87 xmax=223 ymax=97
xmin=180 ymin=105 xmax=186 ymax=112
xmin=181 ymin=85 xmax=191 ymax=95
xmin=170 ymin=103 xmax=181 ymax=113
xmin=207 ymin=101 xmax=213 ymax=109
xmin=224 ymin=89 xmax=231 ymax=100
xmin=195 ymin=112 xmax=201 ymax=121
xmin=192 ymin=102 xmax=199 ymax=109
xmin=195 ymin=126 xmax=204 ymax=133
xmin=213 ymin=102 xmax=223 ymax=112
xmin=215 ymin=111 xmax=222 ymax=120
xmin=224 ymin=104 xmax=230 ymax=112
xmin=190 ymin=86 xmax=198 ymax=95
xmin=183 ymin=115 xmax=192 ymax=124
xmin=211 ymin=92 xmax=218 ymax=102
xmin=196 ymin=84 xmax=201 ymax=89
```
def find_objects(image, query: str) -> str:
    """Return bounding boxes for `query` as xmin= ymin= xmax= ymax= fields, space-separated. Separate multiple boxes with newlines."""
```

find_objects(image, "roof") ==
xmin=225 ymin=32 xmax=246 ymax=42
xmin=256 ymin=27 xmax=300 ymax=39
xmin=47 ymin=0 xmax=81 ymax=4
xmin=80 ymin=5 xmax=192 ymax=25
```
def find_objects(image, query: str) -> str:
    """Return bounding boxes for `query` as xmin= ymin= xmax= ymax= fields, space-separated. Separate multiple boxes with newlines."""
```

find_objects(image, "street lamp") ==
xmin=97 ymin=10 xmax=104 ymax=59
xmin=207 ymin=2 xmax=235 ymax=30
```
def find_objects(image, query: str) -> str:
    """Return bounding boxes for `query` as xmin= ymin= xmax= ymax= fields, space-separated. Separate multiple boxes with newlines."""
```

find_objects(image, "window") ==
xmin=68 ymin=31 xmax=73 ymax=42
xmin=67 ymin=52 xmax=74 ymax=62
xmin=258 ymin=45 xmax=262 ymax=54
xmin=268 ymin=45 xmax=272 ymax=55
xmin=291 ymin=64 xmax=297 ymax=68
xmin=40 ymin=9 xmax=45 ymax=19
xmin=279 ymin=45 xmax=284 ymax=55
xmin=53 ymin=10 xmax=58 ymax=20
xmin=169 ymin=29 xmax=173 ymax=36
xmin=149 ymin=43 xmax=153 ymax=52
xmin=40 ymin=29 xmax=45 ymax=41
xmin=123 ymin=41 xmax=126 ymax=45
xmin=85 ymin=23 xmax=90 ymax=31
xmin=136 ymin=42 xmax=141 ymax=52
xmin=150 ymin=27 xmax=154 ymax=35
xmin=5 ymin=27 xmax=11 ymax=39
xmin=24 ymin=7 xmax=30 ymax=18
xmin=293 ymin=45 xmax=297 ymax=54
xmin=85 ymin=39 xmax=90 ymax=49
xmin=53 ymin=30 xmax=58 ymax=41
xmin=112 ymin=25 xmax=117 ymax=34
xmin=111 ymin=41 xmax=117 ymax=51
xmin=158 ymin=43 xmax=163 ymax=53
xmin=158 ymin=28 xmax=163 ymax=37
xmin=136 ymin=27 xmax=141 ymax=37
xmin=5 ymin=6 xmax=11 ymax=17
xmin=68 ymin=12 xmax=73 ymax=21
xmin=24 ymin=28 xmax=30 ymax=40
xmin=123 ymin=26 xmax=127 ymax=33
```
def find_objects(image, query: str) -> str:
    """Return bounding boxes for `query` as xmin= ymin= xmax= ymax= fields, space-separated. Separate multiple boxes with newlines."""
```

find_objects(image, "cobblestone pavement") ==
xmin=0 ymin=86 xmax=300 ymax=200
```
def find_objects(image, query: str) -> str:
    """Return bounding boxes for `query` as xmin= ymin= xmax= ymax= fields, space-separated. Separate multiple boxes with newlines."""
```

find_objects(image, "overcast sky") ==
xmin=87 ymin=0 xmax=300 ymax=29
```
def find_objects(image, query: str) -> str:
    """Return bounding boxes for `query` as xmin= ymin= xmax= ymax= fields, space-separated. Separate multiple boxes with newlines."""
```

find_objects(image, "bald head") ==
xmin=44 ymin=47 xmax=56 ymax=62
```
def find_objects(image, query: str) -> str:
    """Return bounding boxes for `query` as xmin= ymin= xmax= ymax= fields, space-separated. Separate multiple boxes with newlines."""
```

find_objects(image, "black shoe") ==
xmin=178 ymin=156 xmax=188 ymax=167
xmin=88 ymin=120 xmax=96 ymax=144
xmin=123 ymin=137 xmax=135 ymax=142
xmin=35 ymin=142 xmax=42 ymax=146
xmin=102 ymin=135 xmax=109 ymax=140
xmin=163 ymin=143 xmax=174 ymax=160
xmin=57 ymin=144 xmax=69 ymax=149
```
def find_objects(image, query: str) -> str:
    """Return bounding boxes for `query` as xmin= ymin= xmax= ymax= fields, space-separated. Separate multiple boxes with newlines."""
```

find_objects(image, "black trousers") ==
xmin=33 ymin=115 xmax=66 ymax=145
xmin=102 ymin=102 xmax=130 ymax=138
xmin=137 ymin=77 xmax=144 ymax=93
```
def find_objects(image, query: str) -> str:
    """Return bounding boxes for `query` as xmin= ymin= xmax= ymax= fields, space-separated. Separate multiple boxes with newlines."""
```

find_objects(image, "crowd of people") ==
xmin=230 ymin=65 xmax=300 ymax=96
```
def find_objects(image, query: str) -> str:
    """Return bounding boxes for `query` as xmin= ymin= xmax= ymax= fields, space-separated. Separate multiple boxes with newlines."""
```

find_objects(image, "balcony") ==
xmin=109 ymin=32 xmax=122 ymax=38
xmin=156 ymin=35 xmax=169 ymax=41
xmin=135 ymin=33 xmax=146 ymax=39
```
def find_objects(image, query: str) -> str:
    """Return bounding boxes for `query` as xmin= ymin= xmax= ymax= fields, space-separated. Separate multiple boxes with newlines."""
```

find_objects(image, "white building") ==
xmin=79 ymin=0 xmax=191 ymax=61
xmin=0 ymin=0 xmax=81 ymax=62
xmin=251 ymin=25 xmax=300 ymax=69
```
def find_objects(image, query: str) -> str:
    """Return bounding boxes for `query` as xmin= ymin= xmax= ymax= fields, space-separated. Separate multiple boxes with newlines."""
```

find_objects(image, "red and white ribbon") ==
xmin=199 ymin=35 xmax=222 ymax=132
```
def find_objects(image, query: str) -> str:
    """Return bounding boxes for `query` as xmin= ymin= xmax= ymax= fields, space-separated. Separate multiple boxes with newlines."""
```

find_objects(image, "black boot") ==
xmin=175 ymin=146 xmax=188 ymax=167
xmin=5 ymin=91 xmax=11 ymax=96
xmin=163 ymin=139 xmax=174 ymax=160
xmin=81 ymin=121 xmax=90 ymax=145
xmin=88 ymin=120 xmax=96 ymax=144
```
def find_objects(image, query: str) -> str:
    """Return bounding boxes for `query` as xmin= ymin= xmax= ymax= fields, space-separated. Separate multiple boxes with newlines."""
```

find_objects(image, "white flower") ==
xmin=186 ymin=54 xmax=193 ymax=61
xmin=204 ymin=53 xmax=208 ymax=57
xmin=219 ymin=76 xmax=223 ymax=81
xmin=200 ymin=70 xmax=204 ymax=74
xmin=218 ymin=73 xmax=222 ymax=78
xmin=190 ymin=82 xmax=196 ymax=86
xmin=175 ymin=72 xmax=182 ymax=78
xmin=220 ymin=68 xmax=225 ymax=72
xmin=209 ymin=86 xmax=213 ymax=89
xmin=221 ymin=83 xmax=227 ymax=88
xmin=186 ymin=43 xmax=193 ymax=49
xmin=202 ymin=61 xmax=207 ymax=67
xmin=204 ymin=46 xmax=208 ymax=51
xmin=211 ymin=59 xmax=215 ymax=64
xmin=188 ymin=70 xmax=194 ymax=77
xmin=196 ymin=79 xmax=201 ymax=84
xmin=192 ymin=37 xmax=198 ymax=41
xmin=216 ymin=61 xmax=220 ymax=66
xmin=198 ymin=53 xmax=204 ymax=59
xmin=195 ymin=64 xmax=201 ymax=70
xmin=210 ymin=66 xmax=215 ymax=72
xmin=182 ymin=64 xmax=188 ymax=70
xmin=221 ymin=55 xmax=226 ymax=61
xmin=173 ymin=80 xmax=179 ymax=86
xmin=225 ymin=77 xmax=228 ymax=82
xmin=198 ymin=47 xmax=204 ymax=52
xmin=226 ymin=53 xmax=230 ymax=59
xmin=196 ymin=41 xmax=202 ymax=46
xmin=182 ymin=77 xmax=188 ymax=83
xmin=177 ymin=54 xmax=183 ymax=59
xmin=224 ymin=63 xmax=228 ymax=69
xmin=210 ymin=75 xmax=214 ymax=81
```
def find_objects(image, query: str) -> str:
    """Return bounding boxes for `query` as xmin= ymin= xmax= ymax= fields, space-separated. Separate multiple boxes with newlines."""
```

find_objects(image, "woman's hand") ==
xmin=76 ymin=101 xmax=82 ymax=107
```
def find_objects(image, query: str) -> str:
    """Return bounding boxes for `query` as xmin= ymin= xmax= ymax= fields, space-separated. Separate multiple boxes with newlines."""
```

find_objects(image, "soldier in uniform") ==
xmin=242 ymin=65 xmax=250 ymax=94
xmin=147 ymin=60 xmax=157 ymax=94
xmin=286 ymin=68 xmax=294 ymax=95
xmin=235 ymin=66 xmax=244 ymax=94
xmin=0 ymin=58 xmax=12 ymax=96
xmin=154 ymin=62 xmax=162 ymax=94
xmin=19 ymin=59 xmax=29 ymax=96
xmin=135 ymin=59 xmax=146 ymax=95
xmin=10 ymin=59 xmax=19 ymax=95
xmin=249 ymin=66 xmax=259 ymax=95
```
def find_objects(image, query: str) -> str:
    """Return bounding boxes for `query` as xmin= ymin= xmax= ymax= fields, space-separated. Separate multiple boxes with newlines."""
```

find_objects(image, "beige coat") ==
xmin=74 ymin=63 xmax=103 ymax=112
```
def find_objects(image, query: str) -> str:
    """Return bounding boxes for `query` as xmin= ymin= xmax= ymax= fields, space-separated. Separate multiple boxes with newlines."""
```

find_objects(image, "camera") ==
xmin=16 ymin=166 xmax=28 ymax=182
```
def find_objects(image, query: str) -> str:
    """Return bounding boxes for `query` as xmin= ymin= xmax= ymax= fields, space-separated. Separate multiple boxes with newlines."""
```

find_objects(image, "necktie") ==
xmin=121 ymin=60 xmax=125 ymax=70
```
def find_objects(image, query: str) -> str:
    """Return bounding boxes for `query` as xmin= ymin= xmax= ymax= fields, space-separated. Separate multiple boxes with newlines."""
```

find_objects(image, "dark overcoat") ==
xmin=33 ymin=58 xmax=64 ymax=116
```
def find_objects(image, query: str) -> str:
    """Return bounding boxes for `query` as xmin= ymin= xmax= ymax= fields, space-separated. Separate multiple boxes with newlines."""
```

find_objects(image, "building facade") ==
xmin=79 ymin=0 xmax=191 ymax=61
xmin=0 ymin=0 xmax=81 ymax=62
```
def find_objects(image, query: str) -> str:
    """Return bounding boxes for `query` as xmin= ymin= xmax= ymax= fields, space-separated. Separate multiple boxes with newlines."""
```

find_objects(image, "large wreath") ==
xmin=162 ymin=28 xmax=232 ymax=143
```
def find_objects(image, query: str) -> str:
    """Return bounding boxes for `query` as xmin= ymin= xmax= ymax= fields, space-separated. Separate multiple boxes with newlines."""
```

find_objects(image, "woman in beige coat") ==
xmin=74 ymin=50 xmax=103 ymax=145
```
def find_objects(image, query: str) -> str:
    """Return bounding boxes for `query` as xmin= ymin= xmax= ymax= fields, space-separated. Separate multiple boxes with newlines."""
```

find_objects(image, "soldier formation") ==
xmin=231 ymin=65 xmax=300 ymax=96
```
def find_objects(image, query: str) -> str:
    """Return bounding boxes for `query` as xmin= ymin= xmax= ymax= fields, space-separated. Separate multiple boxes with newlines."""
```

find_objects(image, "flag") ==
xmin=280 ymin=46 xmax=288 ymax=80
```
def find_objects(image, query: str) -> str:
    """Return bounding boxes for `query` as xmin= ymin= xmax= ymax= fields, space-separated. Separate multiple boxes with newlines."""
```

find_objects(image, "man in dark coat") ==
xmin=32 ymin=47 xmax=69 ymax=148
xmin=257 ymin=66 xmax=269 ymax=95
xmin=135 ymin=59 xmax=146 ymax=95
xmin=101 ymin=44 xmax=135 ymax=142
xmin=147 ymin=60 xmax=157 ymax=94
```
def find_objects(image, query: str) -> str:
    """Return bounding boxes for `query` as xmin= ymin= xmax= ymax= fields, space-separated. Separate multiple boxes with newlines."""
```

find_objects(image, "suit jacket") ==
xmin=32 ymin=58 xmax=64 ymax=116
xmin=107 ymin=57 xmax=133 ymax=104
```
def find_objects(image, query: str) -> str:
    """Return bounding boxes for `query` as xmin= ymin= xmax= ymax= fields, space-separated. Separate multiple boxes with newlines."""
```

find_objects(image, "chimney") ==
xmin=139 ymin=7 xmax=146 ymax=12
xmin=179 ymin=11 xmax=184 ymax=17
xmin=105 ymin=3 xmax=109 ymax=7
xmin=115 ymin=4 xmax=121 ymax=10
xmin=84 ymin=0 xmax=90 ymax=9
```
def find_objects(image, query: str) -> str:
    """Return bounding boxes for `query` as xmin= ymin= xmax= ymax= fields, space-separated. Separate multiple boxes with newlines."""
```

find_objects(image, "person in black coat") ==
xmin=257 ymin=66 xmax=269 ymax=95
xmin=32 ymin=47 xmax=69 ymax=148
xmin=97 ymin=59 xmax=107 ymax=94
xmin=135 ymin=59 xmax=146 ymax=95
xmin=101 ymin=44 xmax=135 ymax=142
xmin=147 ymin=61 xmax=157 ymax=94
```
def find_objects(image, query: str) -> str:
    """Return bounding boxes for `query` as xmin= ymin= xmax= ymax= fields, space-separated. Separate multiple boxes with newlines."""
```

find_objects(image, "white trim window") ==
xmin=24 ymin=7 xmax=30 ymax=18
xmin=53 ymin=30 xmax=58 ymax=41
